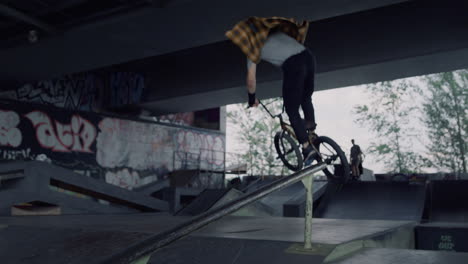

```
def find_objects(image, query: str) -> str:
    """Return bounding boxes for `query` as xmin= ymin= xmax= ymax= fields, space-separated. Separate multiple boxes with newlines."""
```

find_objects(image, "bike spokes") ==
xmin=313 ymin=136 xmax=350 ymax=183
xmin=280 ymin=139 xmax=298 ymax=160
xmin=322 ymin=153 xmax=341 ymax=165
xmin=274 ymin=131 xmax=303 ymax=171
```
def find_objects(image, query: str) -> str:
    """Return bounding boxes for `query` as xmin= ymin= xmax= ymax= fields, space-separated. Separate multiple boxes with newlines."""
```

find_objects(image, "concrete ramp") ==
xmin=176 ymin=189 xmax=230 ymax=216
xmin=415 ymin=180 xmax=468 ymax=253
xmin=282 ymin=181 xmax=328 ymax=217
xmin=416 ymin=222 xmax=468 ymax=253
xmin=211 ymin=188 xmax=275 ymax=217
xmin=314 ymin=181 xmax=426 ymax=221
xmin=0 ymin=161 xmax=169 ymax=215
xmin=427 ymin=180 xmax=468 ymax=222
xmin=243 ymin=177 xmax=328 ymax=217
xmin=243 ymin=180 xmax=328 ymax=216
xmin=178 ymin=178 xmax=328 ymax=217
xmin=177 ymin=188 xmax=274 ymax=217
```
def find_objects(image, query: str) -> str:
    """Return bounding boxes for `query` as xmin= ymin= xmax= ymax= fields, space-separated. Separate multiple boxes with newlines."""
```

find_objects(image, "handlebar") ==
xmin=246 ymin=99 xmax=283 ymax=119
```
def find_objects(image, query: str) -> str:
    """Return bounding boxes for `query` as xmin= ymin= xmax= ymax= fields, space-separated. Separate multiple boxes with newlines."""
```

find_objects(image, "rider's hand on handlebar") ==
xmin=247 ymin=92 xmax=259 ymax=108
xmin=248 ymin=99 xmax=260 ymax=108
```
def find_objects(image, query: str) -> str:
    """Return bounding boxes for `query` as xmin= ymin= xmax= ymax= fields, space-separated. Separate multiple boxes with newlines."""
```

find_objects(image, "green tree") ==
xmin=353 ymin=80 xmax=429 ymax=173
xmin=420 ymin=70 xmax=468 ymax=173
xmin=227 ymin=98 xmax=287 ymax=175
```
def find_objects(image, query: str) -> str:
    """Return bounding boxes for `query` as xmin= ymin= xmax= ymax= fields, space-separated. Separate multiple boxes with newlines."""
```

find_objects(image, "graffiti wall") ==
xmin=0 ymin=72 xmax=145 ymax=112
xmin=156 ymin=112 xmax=195 ymax=126
xmin=109 ymin=72 xmax=145 ymax=108
xmin=0 ymin=72 xmax=227 ymax=133
xmin=0 ymin=101 xmax=225 ymax=190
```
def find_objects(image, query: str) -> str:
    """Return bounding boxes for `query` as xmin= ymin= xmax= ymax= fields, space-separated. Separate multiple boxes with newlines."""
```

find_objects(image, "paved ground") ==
xmin=330 ymin=248 xmax=468 ymax=264
xmin=194 ymin=216 xmax=413 ymax=244
xmin=0 ymin=214 xmax=413 ymax=264
xmin=148 ymin=236 xmax=327 ymax=264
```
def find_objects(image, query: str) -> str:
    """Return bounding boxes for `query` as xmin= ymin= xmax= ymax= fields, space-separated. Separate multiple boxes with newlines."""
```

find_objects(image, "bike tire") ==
xmin=274 ymin=131 xmax=303 ymax=171
xmin=313 ymin=136 xmax=350 ymax=183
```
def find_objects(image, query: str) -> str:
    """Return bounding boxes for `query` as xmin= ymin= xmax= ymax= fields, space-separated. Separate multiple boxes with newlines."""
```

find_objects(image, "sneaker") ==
xmin=302 ymin=144 xmax=319 ymax=166
xmin=306 ymin=129 xmax=317 ymax=142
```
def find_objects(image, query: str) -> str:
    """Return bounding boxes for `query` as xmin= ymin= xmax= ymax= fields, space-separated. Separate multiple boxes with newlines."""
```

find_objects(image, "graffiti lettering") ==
xmin=97 ymin=118 xmax=172 ymax=170
xmin=96 ymin=117 xmax=225 ymax=173
xmin=25 ymin=111 xmax=96 ymax=153
xmin=0 ymin=102 xmax=225 ymax=190
xmin=438 ymin=235 xmax=455 ymax=251
xmin=110 ymin=72 xmax=144 ymax=107
xmin=4 ymin=72 xmax=148 ymax=112
xmin=0 ymin=110 xmax=22 ymax=147
xmin=158 ymin=112 xmax=195 ymax=126
xmin=14 ymin=75 xmax=99 ymax=111
xmin=175 ymin=130 xmax=225 ymax=168
xmin=105 ymin=168 xmax=160 ymax=190
xmin=0 ymin=148 xmax=32 ymax=160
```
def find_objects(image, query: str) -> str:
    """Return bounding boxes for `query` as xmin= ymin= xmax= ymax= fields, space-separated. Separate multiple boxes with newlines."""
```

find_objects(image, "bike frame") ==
xmin=258 ymin=100 xmax=298 ymax=140
xmin=251 ymin=100 xmax=349 ymax=180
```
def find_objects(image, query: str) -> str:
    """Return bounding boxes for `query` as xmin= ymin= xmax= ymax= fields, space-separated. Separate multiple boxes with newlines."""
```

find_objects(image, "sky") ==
xmin=226 ymin=81 xmax=428 ymax=174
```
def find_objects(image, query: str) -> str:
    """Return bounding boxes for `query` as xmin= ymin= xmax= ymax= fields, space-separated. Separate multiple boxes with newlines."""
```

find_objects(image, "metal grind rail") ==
xmin=100 ymin=162 xmax=327 ymax=264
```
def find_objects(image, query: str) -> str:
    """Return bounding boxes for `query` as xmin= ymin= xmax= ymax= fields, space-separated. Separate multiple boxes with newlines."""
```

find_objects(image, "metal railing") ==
xmin=173 ymin=149 xmax=226 ymax=172
xmin=99 ymin=162 xmax=326 ymax=264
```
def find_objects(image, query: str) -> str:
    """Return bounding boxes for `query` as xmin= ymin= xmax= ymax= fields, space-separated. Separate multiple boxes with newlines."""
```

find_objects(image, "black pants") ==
xmin=281 ymin=49 xmax=316 ymax=145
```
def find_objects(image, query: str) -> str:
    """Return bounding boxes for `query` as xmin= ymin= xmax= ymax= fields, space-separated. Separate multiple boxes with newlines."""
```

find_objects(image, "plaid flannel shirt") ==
xmin=225 ymin=16 xmax=310 ymax=64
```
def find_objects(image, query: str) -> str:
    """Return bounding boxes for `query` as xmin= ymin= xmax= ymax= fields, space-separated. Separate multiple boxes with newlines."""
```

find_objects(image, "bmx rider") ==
xmin=226 ymin=17 xmax=319 ymax=165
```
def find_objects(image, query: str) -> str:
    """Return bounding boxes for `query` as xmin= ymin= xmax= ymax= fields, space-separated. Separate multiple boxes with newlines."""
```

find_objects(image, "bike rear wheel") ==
xmin=274 ymin=131 xmax=303 ymax=171
xmin=312 ymin=136 xmax=350 ymax=183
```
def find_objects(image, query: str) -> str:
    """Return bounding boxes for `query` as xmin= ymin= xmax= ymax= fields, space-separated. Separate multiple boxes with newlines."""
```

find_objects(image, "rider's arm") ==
xmin=246 ymin=59 xmax=256 ymax=94
xmin=246 ymin=59 xmax=258 ymax=106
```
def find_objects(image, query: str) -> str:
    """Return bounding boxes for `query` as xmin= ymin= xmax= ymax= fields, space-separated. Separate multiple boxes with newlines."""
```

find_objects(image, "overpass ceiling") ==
xmin=139 ymin=1 xmax=468 ymax=114
xmin=0 ymin=0 xmax=408 ymax=86
xmin=1 ymin=0 xmax=468 ymax=116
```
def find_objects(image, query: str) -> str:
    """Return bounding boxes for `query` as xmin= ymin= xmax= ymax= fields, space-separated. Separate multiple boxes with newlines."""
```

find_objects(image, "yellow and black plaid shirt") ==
xmin=225 ymin=16 xmax=310 ymax=64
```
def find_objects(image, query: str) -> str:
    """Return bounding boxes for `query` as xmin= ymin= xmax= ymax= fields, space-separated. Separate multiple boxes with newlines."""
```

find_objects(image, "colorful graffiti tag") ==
xmin=157 ymin=112 xmax=195 ymax=126
xmin=0 ymin=102 xmax=225 ymax=189
xmin=0 ymin=110 xmax=22 ymax=147
xmin=174 ymin=130 xmax=224 ymax=169
xmin=96 ymin=117 xmax=225 ymax=172
xmin=26 ymin=111 xmax=96 ymax=153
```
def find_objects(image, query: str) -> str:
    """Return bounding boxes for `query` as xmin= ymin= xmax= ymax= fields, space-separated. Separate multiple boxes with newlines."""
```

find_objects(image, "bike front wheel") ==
xmin=274 ymin=131 xmax=303 ymax=171
xmin=313 ymin=136 xmax=350 ymax=183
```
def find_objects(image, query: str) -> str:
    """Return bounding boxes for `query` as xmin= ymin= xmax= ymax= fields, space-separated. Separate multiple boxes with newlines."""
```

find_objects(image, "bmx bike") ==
xmin=256 ymin=99 xmax=350 ymax=183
